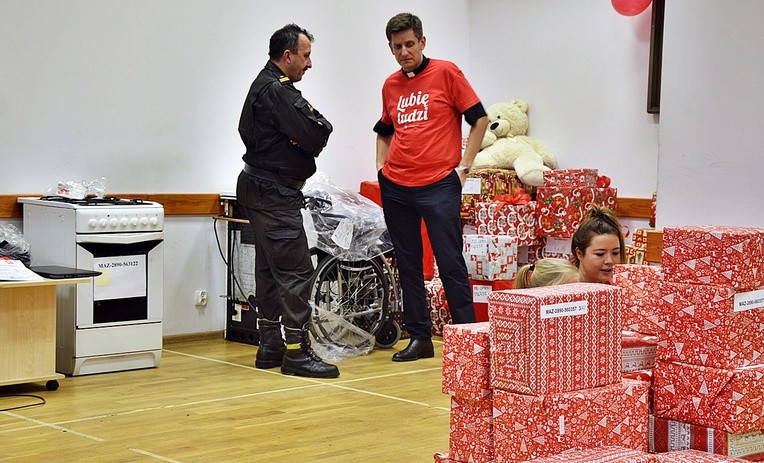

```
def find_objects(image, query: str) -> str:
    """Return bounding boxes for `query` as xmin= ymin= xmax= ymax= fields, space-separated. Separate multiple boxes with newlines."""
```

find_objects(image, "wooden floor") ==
xmin=0 ymin=336 xmax=449 ymax=463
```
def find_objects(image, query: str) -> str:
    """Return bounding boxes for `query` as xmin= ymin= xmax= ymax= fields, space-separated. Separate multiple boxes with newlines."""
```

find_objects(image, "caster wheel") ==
xmin=375 ymin=320 xmax=402 ymax=349
xmin=46 ymin=380 xmax=59 ymax=391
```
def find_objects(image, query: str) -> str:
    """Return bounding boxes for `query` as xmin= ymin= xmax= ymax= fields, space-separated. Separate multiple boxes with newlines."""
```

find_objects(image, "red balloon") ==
xmin=612 ymin=0 xmax=652 ymax=16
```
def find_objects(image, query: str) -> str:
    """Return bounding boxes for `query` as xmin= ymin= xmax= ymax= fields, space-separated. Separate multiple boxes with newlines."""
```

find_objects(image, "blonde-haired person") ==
xmin=514 ymin=258 xmax=580 ymax=289
xmin=570 ymin=205 xmax=625 ymax=284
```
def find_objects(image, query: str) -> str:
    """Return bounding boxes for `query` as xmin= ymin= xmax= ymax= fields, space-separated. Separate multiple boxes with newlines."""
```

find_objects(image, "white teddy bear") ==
xmin=473 ymin=99 xmax=557 ymax=186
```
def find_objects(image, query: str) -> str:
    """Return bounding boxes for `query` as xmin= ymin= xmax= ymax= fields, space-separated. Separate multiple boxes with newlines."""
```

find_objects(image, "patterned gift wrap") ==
xmin=626 ymin=244 xmax=647 ymax=265
xmin=612 ymin=264 xmax=665 ymax=336
xmin=470 ymin=279 xmax=515 ymax=322
xmin=656 ymin=281 xmax=764 ymax=369
xmin=520 ymin=446 xmax=658 ymax=462
xmin=649 ymin=415 xmax=764 ymax=461
xmin=463 ymin=234 xmax=518 ymax=281
xmin=427 ymin=277 xmax=451 ymax=336
xmin=518 ymin=240 xmax=546 ymax=265
xmin=474 ymin=200 xmax=539 ymax=246
xmin=622 ymin=330 xmax=659 ymax=373
xmin=433 ymin=452 xmax=455 ymax=463
xmin=442 ymin=322 xmax=491 ymax=401
xmin=653 ymin=360 xmax=764 ymax=434
xmin=449 ymin=395 xmax=494 ymax=463
xmin=662 ymin=226 xmax=764 ymax=292
xmin=488 ymin=283 xmax=622 ymax=395
xmin=492 ymin=379 xmax=650 ymax=462
xmin=543 ymin=168 xmax=600 ymax=187
xmin=535 ymin=186 xmax=617 ymax=238
xmin=461 ymin=168 xmax=528 ymax=220
xmin=653 ymin=449 xmax=752 ymax=462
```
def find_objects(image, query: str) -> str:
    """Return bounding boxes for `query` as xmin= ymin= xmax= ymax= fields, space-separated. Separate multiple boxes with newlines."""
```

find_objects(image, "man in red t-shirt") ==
xmin=374 ymin=12 xmax=488 ymax=362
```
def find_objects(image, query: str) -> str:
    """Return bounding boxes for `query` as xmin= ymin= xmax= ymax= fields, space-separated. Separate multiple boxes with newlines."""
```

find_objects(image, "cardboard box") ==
xmin=488 ymin=283 xmax=622 ymax=395
xmin=449 ymin=395 xmax=494 ymax=463
xmin=612 ymin=264 xmax=665 ymax=336
xmin=653 ymin=360 xmax=764 ymax=434
xmin=442 ymin=322 xmax=491 ymax=401
xmin=492 ymin=380 xmax=650 ymax=462
xmin=649 ymin=415 xmax=764 ymax=461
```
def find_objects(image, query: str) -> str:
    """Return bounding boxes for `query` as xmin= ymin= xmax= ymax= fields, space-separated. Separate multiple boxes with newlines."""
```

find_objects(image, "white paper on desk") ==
xmin=0 ymin=259 xmax=45 ymax=281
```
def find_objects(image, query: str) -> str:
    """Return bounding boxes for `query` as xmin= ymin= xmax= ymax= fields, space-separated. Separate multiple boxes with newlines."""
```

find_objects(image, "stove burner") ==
xmin=40 ymin=195 xmax=147 ymax=206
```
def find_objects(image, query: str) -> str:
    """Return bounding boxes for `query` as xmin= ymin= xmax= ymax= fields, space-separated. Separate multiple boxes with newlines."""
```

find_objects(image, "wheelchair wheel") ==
xmin=309 ymin=255 xmax=390 ymax=345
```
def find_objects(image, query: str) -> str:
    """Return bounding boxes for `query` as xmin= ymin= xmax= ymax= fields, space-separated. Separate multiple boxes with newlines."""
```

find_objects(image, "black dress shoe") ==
xmin=392 ymin=338 xmax=435 ymax=362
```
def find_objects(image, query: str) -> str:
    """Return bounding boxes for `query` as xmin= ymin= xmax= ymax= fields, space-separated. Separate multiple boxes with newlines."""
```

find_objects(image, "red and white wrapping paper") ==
xmin=653 ymin=449 xmax=752 ymax=462
xmin=521 ymin=446 xmax=658 ymax=462
xmin=622 ymin=330 xmax=659 ymax=373
xmin=433 ymin=452 xmax=455 ymax=463
xmin=656 ymin=281 xmax=764 ymax=369
xmin=427 ymin=277 xmax=451 ymax=336
xmin=535 ymin=186 xmax=617 ymax=238
xmin=474 ymin=201 xmax=539 ymax=246
xmin=492 ymin=379 xmax=650 ymax=462
xmin=488 ymin=283 xmax=622 ymax=395
xmin=463 ymin=234 xmax=518 ymax=281
xmin=442 ymin=322 xmax=491 ymax=401
xmin=543 ymin=168 xmax=600 ymax=187
xmin=449 ymin=395 xmax=494 ymax=463
xmin=653 ymin=360 xmax=764 ymax=434
xmin=661 ymin=226 xmax=764 ymax=292
xmin=461 ymin=168 xmax=527 ymax=220
xmin=612 ymin=264 xmax=665 ymax=336
xmin=470 ymin=279 xmax=515 ymax=323
xmin=649 ymin=415 xmax=764 ymax=461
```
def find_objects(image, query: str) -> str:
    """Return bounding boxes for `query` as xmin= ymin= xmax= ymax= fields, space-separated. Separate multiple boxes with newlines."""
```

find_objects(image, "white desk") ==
xmin=0 ymin=277 xmax=89 ymax=390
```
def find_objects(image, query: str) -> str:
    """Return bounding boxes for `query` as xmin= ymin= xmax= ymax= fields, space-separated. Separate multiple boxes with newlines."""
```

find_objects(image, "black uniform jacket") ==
xmin=238 ymin=61 xmax=333 ymax=181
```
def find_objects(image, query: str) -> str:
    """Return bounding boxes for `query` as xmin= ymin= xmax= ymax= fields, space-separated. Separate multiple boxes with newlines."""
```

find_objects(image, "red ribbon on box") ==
xmin=495 ymin=188 xmax=531 ymax=206
xmin=597 ymin=175 xmax=611 ymax=188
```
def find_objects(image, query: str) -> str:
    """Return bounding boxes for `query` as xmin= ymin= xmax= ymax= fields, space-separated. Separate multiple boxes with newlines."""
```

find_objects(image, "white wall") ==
xmin=657 ymin=0 xmax=764 ymax=227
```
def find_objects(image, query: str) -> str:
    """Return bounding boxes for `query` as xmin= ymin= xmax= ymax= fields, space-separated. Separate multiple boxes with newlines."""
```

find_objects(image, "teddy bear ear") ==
xmin=512 ymin=99 xmax=529 ymax=113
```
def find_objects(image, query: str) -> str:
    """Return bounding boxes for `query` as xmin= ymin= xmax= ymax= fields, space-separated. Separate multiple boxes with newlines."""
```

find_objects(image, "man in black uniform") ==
xmin=236 ymin=23 xmax=338 ymax=378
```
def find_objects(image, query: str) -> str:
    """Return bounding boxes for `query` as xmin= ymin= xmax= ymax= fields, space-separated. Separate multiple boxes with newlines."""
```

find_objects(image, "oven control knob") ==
xmin=120 ymin=218 xmax=129 ymax=227
xmin=140 ymin=217 xmax=149 ymax=226
xmin=88 ymin=218 xmax=98 ymax=228
xmin=109 ymin=218 xmax=119 ymax=227
xmin=99 ymin=218 xmax=108 ymax=228
xmin=149 ymin=217 xmax=159 ymax=227
xmin=130 ymin=218 xmax=139 ymax=226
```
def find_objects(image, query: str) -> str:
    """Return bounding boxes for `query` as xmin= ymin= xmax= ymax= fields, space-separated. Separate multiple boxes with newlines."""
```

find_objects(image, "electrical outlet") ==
xmin=195 ymin=290 xmax=208 ymax=306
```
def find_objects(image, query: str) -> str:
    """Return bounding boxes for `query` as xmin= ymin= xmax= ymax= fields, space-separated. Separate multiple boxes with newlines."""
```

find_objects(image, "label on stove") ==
xmin=93 ymin=254 xmax=147 ymax=300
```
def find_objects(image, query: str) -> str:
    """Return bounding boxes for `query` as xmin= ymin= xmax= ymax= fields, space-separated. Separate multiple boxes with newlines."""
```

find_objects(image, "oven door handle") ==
xmin=76 ymin=232 xmax=164 ymax=245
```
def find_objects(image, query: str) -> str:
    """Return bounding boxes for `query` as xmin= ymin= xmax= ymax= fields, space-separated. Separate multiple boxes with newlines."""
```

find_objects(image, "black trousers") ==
xmin=378 ymin=170 xmax=475 ymax=339
xmin=236 ymin=171 xmax=314 ymax=329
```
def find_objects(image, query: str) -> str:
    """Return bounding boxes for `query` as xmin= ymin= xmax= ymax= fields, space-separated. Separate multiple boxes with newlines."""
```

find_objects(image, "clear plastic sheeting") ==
xmin=0 ymin=224 xmax=31 ymax=265
xmin=308 ymin=304 xmax=374 ymax=362
xmin=302 ymin=172 xmax=392 ymax=261
xmin=46 ymin=177 xmax=107 ymax=199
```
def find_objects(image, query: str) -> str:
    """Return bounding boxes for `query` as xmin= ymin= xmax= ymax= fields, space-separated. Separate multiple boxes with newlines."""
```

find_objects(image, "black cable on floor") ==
xmin=0 ymin=394 xmax=46 ymax=412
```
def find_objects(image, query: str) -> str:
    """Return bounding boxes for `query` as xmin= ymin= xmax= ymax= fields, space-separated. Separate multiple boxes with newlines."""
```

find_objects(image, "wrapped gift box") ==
xmin=463 ymin=234 xmax=518 ymax=281
xmin=661 ymin=226 xmax=764 ymax=292
xmin=656 ymin=281 xmax=764 ymax=369
xmin=612 ymin=264 xmax=665 ymax=336
xmin=492 ymin=379 xmax=650 ymax=462
xmin=442 ymin=322 xmax=491 ymax=401
xmin=449 ymin=395 xmax=494 ymax=463
xmin=543 ymin=168 xmax=599 ymax=187
xmin=622 ymin=330 xmax=659 ymax=372
xmin=541 ymin=236 xmax=574 ymax=260
xmin=520 ymin=446 xmax=658 ymax=462
xmin=433 ymin=452 xmax=455 ymax=463
xmin=518 ymin=240 xmax=546 ymax=265
xmin=470 ymin=279 xmax=515 ymax=322
xmin=536 ymin=186 xmax=618 ymax=238
xmin=653 ymin=449 xmax=752 ymax=462
xmin=626 ymin=244 xmax=647 ymax=265
xmin=427 ymin=277 xmax=451 ymax=336
xmin=649 ymin=415 xmax=764 ymax=461
xmin=461 ymin=168 xmax=527 ymax=220
xmin=488 ymin=283 xmax=622 ymax=395
xmin=653 ymin=360 xmax=764 ymax=434
xmin=474 ymin=200 xmax=538 ymax=246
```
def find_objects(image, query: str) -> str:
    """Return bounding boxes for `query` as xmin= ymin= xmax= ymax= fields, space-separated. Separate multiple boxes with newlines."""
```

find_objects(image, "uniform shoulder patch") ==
xmin=278 ymin=75 xmax=290 ymax=83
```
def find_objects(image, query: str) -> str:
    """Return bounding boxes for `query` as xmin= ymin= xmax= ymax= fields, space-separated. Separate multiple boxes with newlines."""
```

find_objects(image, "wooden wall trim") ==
xmin=614 ymin=197 xmax=652 ymax=220
xmin=1 ymin=193 xmax=222 ymax=218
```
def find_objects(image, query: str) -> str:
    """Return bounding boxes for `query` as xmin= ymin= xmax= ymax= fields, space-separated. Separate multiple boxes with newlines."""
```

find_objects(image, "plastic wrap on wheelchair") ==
xmin=303 ymin=173 xmax=393 ymax=261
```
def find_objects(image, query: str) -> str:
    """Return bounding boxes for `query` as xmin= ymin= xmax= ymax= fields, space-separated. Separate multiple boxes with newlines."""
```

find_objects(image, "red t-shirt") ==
xmin=379 ymin=59 xmax=481 ymax=187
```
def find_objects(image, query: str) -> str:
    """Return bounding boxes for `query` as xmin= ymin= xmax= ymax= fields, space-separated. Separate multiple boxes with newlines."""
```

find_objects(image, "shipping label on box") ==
xmin=474 ymin=200 xmax=538 ymax=246
xmin=442 ymin=322 xmax=491 ymax=401
xmin=488 ymin=283 xmax=622 ymax=395
xmin=662 ymin=226 xmax=764 ymax=291
xmin=653 ymin=360 xmax=764 ymax=434
xmin=612 ymin=264 xmax=665 ymax=336
xmin=536 ymin=186 xmax=618 ymax=238
xmin=463 ymin=234 xmax=518 ymax=281
xmin=492 ymin=380 xmax=650 ymax=462
xmin=656 ymin=281 xmax=764 ymax=369
xmin=649 ymin=415 xmax=764 ymax=461
xmin=449 ymin=395 xmax=494 ymax=463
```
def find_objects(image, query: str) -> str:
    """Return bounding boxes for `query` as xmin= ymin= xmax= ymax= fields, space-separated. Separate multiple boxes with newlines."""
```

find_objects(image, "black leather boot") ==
xmin=281 ymin=326 xmax=340 ymax=378
xmin=255 ymin=319 xmax=286 ymax=369
xmin=392 ymin=338 xmax=434 ymax=362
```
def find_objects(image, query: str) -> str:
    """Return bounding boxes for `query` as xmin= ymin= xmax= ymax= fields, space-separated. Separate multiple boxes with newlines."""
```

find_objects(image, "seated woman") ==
xmin=514 ymin=258 xmax=579 ymax=289
xmin=570 ymin=205 xmax=625 ymax=283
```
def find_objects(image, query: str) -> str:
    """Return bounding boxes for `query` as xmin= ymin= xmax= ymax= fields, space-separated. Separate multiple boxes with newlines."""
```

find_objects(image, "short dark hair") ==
xmin=385 ymin=13 xmax=423 ymax=42
xmin=269 ymin=23 xmax=314 ymax=60
xmin=570 ymin=205 xmax=626 ymax=266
